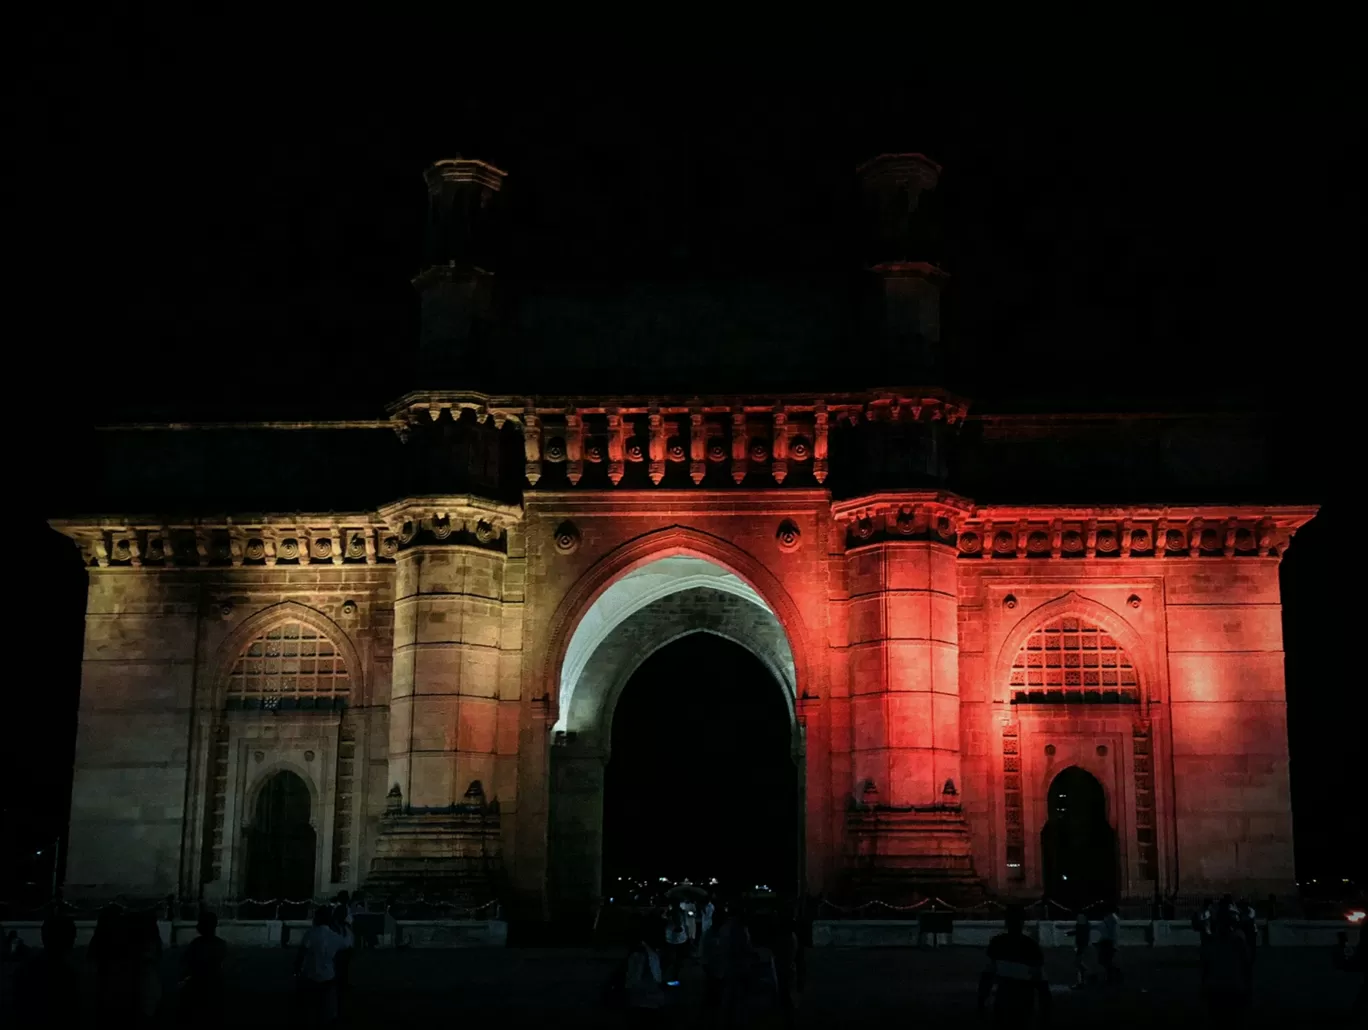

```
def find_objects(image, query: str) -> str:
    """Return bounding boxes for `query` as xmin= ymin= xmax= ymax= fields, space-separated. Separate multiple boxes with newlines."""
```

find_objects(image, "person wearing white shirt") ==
xmin=296 ymin=908 xmax=346 ymax=1025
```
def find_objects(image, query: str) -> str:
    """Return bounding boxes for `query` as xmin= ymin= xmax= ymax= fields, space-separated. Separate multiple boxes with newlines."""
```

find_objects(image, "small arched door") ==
xmin=244 ymin=771 xmax=316 ymax=906
xmin=1040 ymin=767 xmax=1118 ymax=908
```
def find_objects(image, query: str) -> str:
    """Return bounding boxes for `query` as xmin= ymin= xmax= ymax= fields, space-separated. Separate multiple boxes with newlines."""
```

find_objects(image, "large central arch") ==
xmin=543 ymin=528 xmax=810 ymax=919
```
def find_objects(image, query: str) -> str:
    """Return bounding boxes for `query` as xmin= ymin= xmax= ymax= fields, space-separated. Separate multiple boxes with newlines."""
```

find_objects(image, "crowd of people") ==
xmin=3 ymin=889 xmax=1363 ymax=1024
xmin=606 ymin=894 xmax=806 ymax=1025
xmin=5 ymin=890 xmax=367 ymax=1026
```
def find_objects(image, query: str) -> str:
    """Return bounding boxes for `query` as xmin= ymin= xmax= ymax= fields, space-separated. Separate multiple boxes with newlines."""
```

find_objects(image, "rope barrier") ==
xmin=2 ymin=895 xmax=503 ymax=919
xmin=813 ymin=895 xmax=1112 ymax=918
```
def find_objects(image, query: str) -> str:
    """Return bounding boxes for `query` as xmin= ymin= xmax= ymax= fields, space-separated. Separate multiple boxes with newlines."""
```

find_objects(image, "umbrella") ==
xmin=665 ymin=883 xmax=710 ymax=901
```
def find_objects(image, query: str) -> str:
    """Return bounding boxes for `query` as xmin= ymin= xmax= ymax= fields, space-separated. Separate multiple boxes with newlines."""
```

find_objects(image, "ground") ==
xmin=2 ymin=943 xmax=1361 ymax=1026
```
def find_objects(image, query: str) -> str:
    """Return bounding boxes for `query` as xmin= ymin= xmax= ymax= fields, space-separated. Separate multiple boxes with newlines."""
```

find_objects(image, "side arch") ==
xmin=212 ymin=600 xmax=363 ymax=708
xmin=541 ymin=525 xmax=814 ymax=721
xmin=992 ymin=591 xmax=1153 ymax=705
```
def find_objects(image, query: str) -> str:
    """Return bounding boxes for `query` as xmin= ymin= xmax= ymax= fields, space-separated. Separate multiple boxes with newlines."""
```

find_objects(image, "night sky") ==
xmin=7 ymin=18 xmax=1362 ymax=899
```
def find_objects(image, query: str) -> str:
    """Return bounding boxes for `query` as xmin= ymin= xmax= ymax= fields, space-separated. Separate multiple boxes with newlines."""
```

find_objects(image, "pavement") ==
xmin=2 ymin=943 xmax=1363 ymax=1027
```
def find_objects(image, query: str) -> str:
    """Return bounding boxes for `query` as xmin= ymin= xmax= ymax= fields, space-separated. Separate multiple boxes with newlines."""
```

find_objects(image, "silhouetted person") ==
xmin=179 ymin=911 xmax=228 ymax=1028
xmin=978 ymin=905 xmax=1051 ymax=1028
xmin=3 ymin=929 xmax=29 ymax=963
xmin=622 ymin=921 xmax=665 ymax=1021
xmin=770 ymin=909 xmax=800 ymax=1028
xmin=90 ymin=904 xmax=133 ymax=1017
xmin=331 ymin=895 xmax=356 ymax=1014
xmin=131 ymin=909 xmax=165 ymax=1025
xmin=1068 ymin=909 xmax=1091 ymax=987
xmin=295 ymin=906 xmax=346 ymax=1026
xmin=716 ymin=903 xmax=754 ymax=1027
xmin=13 ymin=914 xmax=80 ymax=1024
xmin=1097 ymin=903 xmax=1121 ymax=984
xmin=1202 ymin=910 xmax=1251 ymax=1018
xmin=1237 ymin=897 xmax=1258 ymax=969
xmin=662 ymin=902 xmax=688 ymax=982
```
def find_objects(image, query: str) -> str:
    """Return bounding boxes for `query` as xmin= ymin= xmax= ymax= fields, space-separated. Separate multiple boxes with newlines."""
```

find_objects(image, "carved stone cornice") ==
xmin=831 ymin=491 xmax=974 ymax=548
xmin=953 ymin=505 xmax=1318 ymax=562
xmin=49 ymin=514 xmax=398 ymax=570
xmin=375 ymin=495 xmax=524 ymax=555
xmin=50 ymin=494 xmax=529 ymax=569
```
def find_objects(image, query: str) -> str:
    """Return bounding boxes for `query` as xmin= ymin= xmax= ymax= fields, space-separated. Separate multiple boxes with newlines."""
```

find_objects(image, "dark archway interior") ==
xmin=244 ymin=770 xmax=316 ymax=909
xmin=1040 ymin=765 xmax=1119 ymax=909
xmin=602 ymin=633 xmax=798 ymax=898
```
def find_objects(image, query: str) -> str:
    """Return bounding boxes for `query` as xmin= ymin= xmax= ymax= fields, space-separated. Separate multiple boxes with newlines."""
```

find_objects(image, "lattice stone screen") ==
xmin=225 ymin=621 xmax=350 ymax=710
xmin=1009 ymin=615 xmax=1138 ymax=704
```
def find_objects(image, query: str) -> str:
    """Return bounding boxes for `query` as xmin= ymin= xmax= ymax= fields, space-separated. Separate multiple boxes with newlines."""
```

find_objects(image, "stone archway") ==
xmin=546 ymin=554 xmax=803 ymax=920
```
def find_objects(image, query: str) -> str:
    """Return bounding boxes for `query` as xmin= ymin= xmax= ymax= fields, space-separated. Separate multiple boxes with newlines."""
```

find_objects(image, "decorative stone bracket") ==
xmin=387 ymin=388 xmax=969 ymax=488
xmin=831 ymin=491 xmax=974 ymax=548
xmin=375 ymin=496 xmax=524 ymax=554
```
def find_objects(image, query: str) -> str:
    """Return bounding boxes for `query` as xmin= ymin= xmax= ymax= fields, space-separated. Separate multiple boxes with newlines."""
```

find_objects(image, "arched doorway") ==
xmin=244 ymin=771 xmax=315 ymax=913
xmin=602 ymin=633 xmax=798 ymax=897
xmin=1040 ymin=767 xmax=1118 ymax=908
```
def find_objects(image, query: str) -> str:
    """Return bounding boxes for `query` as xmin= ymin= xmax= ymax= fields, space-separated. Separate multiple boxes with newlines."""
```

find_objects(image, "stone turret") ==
xmin=413 ymin=157 xmax=508 ymax=384
xmin=856 ymin=154 xmax=948 ymax=378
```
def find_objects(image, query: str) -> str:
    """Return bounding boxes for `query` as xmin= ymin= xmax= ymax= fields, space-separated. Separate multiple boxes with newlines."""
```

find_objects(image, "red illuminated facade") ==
xmin=49 ymin=155 xmax=1315 ymax=914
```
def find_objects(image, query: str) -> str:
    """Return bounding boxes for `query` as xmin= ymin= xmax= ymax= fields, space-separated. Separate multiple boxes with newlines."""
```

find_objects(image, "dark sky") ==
xmin=7 ymin=17 xmax=1362 ymax=898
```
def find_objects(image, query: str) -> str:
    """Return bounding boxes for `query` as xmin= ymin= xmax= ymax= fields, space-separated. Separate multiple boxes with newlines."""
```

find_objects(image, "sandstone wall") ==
xmin=1163 ymin=561 xmax=1294 ymax=894
xmin=67 ymin=571 xmax=202 ymax=897
xmin=66 ymin=566 xmax=395 ymax=900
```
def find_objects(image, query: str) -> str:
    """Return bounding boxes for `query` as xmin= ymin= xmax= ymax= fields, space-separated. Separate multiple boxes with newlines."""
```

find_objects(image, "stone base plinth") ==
xmin=366 ymin=809 xmax=503 ymax=906
xmin=843 ymin=805 xmax=984 ymax=903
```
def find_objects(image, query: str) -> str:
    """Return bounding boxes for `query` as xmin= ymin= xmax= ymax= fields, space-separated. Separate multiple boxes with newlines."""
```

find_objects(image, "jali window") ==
xmin=1009 ymin=615 xmax=1138 ymax=704
xmin=226 ymin=621 xmax=350 ymax=711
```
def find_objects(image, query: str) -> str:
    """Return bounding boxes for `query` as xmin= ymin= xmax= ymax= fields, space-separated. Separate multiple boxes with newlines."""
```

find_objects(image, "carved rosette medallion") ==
xmin=553 ymin=520 xmax=581 ymax=555
xmin=775 ymin=519 xmax=802 ymax=553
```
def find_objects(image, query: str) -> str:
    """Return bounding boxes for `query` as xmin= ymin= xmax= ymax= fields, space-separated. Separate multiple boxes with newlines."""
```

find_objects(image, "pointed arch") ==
xmin=213 ymin=600 xmax=362 ymax=708
xmin=541 ymin=525 xmax=813 ymax=723
xmin=993 ymin=591 xmax=1152 ymax=705
xmin=243 ymin=760 xmax=321 ymax=829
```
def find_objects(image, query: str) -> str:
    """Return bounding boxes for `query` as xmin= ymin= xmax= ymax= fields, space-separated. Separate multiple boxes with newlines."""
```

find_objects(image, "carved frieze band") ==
xmin=831 ymin=495 xmax=1316 ymax=559
xmin=56 ymin=520 xmax=400 ymax=570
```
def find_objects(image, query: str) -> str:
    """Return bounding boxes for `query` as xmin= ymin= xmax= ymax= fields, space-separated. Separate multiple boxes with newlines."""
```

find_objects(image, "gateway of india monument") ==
xmin=49 ymin=153 xmax=1315 ymax=922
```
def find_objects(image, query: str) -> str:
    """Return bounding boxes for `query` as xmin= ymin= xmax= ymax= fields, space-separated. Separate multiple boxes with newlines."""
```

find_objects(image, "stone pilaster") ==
xmin=368 ymin=500 xmax=523 ymax=898
xmin=835 ymin=495 xmax=978 ymax=895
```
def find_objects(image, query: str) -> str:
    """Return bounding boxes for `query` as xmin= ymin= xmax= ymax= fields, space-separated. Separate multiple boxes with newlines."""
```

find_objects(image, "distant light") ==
xmin=1062 ymin=874 xmax=1069 ymax=881
xmin=1347 ymin=911 xmax=1366 ymax=925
